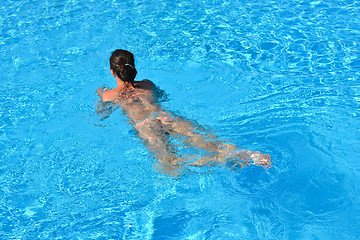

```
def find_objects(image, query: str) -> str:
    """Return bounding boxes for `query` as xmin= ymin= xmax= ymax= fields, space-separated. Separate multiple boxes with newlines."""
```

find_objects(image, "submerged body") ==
xmin=97 ymin=49 xmax=271 ymax=175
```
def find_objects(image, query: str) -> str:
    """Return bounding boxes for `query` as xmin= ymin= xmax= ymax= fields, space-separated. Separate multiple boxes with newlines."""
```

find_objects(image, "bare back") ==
xmin=113 ymin=80 xmax=162 ymax=123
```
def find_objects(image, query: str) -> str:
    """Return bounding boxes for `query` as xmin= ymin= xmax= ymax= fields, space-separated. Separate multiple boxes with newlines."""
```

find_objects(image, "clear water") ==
xmin=1 ymin=0 xmax=360 ymax=239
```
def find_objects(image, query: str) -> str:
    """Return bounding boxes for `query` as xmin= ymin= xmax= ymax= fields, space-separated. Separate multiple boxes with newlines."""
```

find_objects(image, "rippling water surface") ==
xmin=1 ymin=0 xmax=360 ymax=239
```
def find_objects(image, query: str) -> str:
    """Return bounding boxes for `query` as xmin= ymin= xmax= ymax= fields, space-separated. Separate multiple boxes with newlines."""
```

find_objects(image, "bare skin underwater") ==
xmin=96 ymin=50 xmax=271 ymax=176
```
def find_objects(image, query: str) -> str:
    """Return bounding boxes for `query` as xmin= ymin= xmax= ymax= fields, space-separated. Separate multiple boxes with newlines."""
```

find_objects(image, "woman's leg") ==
xmin=158 ymin=112 xmax=271 ymax=169
xmin=136 ymin=112 xmax=271 ymax=173
xmin=134 ymin=116 xmax=188 ymax=176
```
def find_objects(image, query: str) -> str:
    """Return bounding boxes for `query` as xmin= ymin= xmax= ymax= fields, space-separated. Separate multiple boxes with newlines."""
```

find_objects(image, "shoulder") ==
xmin=134 ymin=79 xmax=156 ymax=90
xmin=101 ymin=89 xmax=118 ymax=102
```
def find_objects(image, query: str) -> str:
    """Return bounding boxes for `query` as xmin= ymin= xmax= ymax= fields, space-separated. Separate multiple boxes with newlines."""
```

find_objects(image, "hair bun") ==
xmin=121 ymin=64 xmax=137 ymax=83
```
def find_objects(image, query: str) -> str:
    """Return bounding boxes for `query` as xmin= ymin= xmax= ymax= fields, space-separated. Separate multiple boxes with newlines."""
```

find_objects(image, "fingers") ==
xmin=95 ymin=87 xmax=109 ymax=97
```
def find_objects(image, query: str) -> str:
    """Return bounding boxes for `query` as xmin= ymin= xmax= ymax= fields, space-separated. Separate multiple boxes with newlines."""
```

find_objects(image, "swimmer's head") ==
xmin=110 ymin=49 xmax=137 ymax=84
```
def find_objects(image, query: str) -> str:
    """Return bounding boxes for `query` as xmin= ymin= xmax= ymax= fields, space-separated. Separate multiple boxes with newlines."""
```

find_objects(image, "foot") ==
xmin=249 ymin=152 xmax=272 ymax=169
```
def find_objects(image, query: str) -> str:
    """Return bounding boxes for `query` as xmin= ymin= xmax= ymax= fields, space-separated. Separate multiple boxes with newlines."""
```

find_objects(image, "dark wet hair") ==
xmin=110 ymin=49 xmax=137 ymax=85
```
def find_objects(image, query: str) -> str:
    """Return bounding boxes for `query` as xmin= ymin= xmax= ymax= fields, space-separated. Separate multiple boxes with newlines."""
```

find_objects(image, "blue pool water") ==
xmin=1 ymin=0 xmax=360 ymax=239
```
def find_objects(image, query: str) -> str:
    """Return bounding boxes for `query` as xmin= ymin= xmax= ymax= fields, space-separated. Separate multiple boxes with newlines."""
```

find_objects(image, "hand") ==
xmin=96 ymin=87 xmax=108 ymax=97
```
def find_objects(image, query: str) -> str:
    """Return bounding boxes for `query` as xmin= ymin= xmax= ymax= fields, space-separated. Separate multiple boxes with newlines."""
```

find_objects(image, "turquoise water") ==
xmin=1 ymin=0 xmax=360 ymax=239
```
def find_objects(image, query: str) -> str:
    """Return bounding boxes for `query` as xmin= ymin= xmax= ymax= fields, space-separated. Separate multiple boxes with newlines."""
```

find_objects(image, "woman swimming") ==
xmin=96 ymin=49 xmax=271 ymax=175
